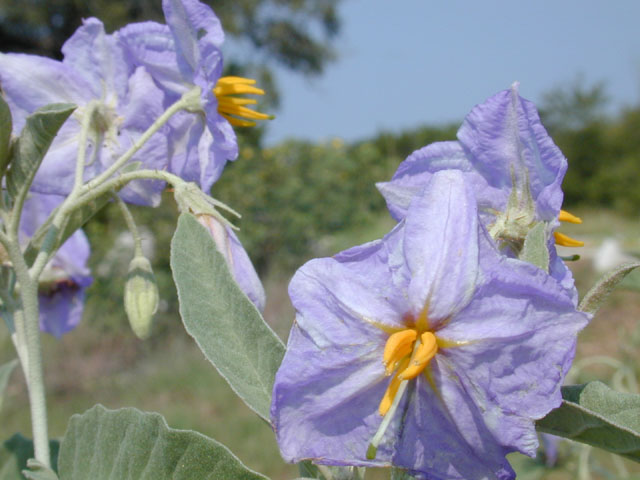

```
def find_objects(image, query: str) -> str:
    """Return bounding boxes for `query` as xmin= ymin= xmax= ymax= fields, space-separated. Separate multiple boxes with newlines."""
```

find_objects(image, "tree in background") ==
xmin=0 ymin=0 xmax=340 ymax=110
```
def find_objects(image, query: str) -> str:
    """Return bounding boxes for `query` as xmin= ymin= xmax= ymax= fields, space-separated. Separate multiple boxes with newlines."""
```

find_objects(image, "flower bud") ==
xmin=124 ymin=255 xmax=158 ymax=340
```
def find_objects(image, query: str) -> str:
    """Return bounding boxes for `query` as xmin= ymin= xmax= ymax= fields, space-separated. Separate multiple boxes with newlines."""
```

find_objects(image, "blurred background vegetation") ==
xmin=1 ymin=1 xmax=640 ymax=479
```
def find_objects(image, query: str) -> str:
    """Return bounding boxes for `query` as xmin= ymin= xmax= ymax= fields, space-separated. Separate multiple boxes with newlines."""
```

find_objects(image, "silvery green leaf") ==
xmin=579 ymin=262 xmax=640 ymax=314
xmin=0 ymin=434 xmax=59 ymax=480
xmin=0 ymin=94 xmax=12 ymax=177
xmin=536 ymin=381 xmax=640 ymax=461
xmin=170 ymin=213 xmax=285 ymax=422
xmin=520 ymin=222 xmax=549 ymax=272
xmin=57 ymin=405 xmax=268 ymax=480
xmin=6 ymin=103 xmax=75 ymax=200
xmin=0 ymin=359 xmax=18 ymax=413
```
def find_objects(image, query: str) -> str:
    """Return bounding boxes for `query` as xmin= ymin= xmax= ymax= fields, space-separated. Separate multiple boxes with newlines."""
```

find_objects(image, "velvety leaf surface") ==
xmin=6 ymin=103 xmax=75 ymax=199
xmin=0 ymin=94 xmax=12 ymax=176
xmin=0 ymin=359 xmax=18 ymax=412
xmin=579 ymin=262 xmax=640 ymax=314
xmin=0 ymin=434 xmax=59 ymax=480
xmin=536 ymin=381 xmax=640 ymax=461
xmin=57 ymin=405 xmax=267 ymax=480
xmin=170 ymin=213 xmax=285 ymax=422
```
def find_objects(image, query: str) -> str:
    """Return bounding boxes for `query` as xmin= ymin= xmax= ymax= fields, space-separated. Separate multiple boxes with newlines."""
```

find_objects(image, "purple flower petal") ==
xmin=457 ymin=84 xmax=567 ymax=220
xmin=272 ymin=172 xmax=587 ymax=479
xmin=404 ymin=170 xmax=479 ymax=324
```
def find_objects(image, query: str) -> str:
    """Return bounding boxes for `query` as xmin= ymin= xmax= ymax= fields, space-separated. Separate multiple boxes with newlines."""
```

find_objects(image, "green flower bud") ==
xmin=124 ymin=256 xmax=158 ymax=340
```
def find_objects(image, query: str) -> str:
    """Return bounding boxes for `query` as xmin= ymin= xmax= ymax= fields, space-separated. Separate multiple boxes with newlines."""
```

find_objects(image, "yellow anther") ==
xmin=397 ymin=332 xmax=438 ymax=381
xmin=213 ymin=75 xmax=273 ymax=127
xmin=559 ymin=209 xmax=582 ymax=224
xmin=378 ymin=357 xmax=410 ymax=416
xmin=382 ymin=329 xmax=417 ymax=375
xmin=554 ymin=231 xmax=585 ymax=247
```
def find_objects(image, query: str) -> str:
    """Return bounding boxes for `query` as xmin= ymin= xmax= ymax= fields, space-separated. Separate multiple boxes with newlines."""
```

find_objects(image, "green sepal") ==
xmin=519 ymin=222 xmax=549 ymax=272
xmin=536 ymin=381 xmax=640 ymax=461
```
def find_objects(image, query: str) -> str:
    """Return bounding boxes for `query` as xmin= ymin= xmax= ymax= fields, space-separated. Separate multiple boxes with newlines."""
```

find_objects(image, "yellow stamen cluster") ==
xmin=213 ymin=76 xmax=273 ymax=127
xmin=555 ymin=209 xmax=584 ymax=247
xmin=379 ymin=329 xmax=438 ymax=416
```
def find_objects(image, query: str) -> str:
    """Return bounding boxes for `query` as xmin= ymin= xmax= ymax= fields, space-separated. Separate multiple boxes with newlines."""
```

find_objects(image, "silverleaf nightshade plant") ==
xmin=377 ymin=84 xmax=584 ymax=302
xmin=0 ymin=0 xmax=271 ymax=468
xmin=271 ymin=171 xmax=590 ymax=479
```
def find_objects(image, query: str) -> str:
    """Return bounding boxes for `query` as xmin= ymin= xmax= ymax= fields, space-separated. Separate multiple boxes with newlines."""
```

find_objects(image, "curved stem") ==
xmin=115 ymin=195 xmax=143 ymax=257
xmin=80 ymin=87 xmax=200 ymax=196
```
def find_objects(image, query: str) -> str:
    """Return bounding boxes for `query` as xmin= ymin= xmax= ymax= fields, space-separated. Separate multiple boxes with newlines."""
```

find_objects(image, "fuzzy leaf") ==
xmin=6 ymin=103 xmax=75 ymax=200
xmin=536 ymin=381 xmax=640 ymax=461
xmin=170 ymin=213 xmax=285 ymax=422
xmin=57 ymin=405 xmax=267 ymax=480
xmin=579 ymin=262 xmax=640 ymax=314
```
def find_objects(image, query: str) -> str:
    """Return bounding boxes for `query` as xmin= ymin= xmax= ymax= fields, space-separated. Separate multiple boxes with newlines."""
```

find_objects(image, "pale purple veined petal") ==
xmin=457 ymin=83 xmax=567 ymax=221
xmin=404 ymin=170 xmax=479 ymax=324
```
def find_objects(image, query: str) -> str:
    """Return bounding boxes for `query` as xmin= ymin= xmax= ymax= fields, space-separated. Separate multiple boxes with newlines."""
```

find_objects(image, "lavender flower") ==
xmin=21 ymin=194 xmax=92 ymax=338
xmin=0 ymin=18 xmax=168 ymax=205
xmin=271 ymin=171 xmax=588 ymax=479
xmin=377 ymin=84 xmax=582 ymax=298
xmin=197 ymin=215 xmax=265 ymax=312
xmin=119 ymin=0 xmax=271 ymax=192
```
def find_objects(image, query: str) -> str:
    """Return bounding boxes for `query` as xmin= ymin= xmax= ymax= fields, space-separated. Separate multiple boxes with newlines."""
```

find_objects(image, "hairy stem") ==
xmin=115 ymin=194 xmax=143 ymax=257
xmin=6 ymin=240 xmax=50 ymax=467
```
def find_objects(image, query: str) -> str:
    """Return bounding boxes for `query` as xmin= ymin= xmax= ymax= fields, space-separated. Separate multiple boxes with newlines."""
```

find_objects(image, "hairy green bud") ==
xmin=124 ymin=256 xmax=158 ymax=340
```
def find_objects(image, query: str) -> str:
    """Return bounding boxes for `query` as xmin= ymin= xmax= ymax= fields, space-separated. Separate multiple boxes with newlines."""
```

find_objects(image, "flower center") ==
xmin=378 ymin=328 xmax=438 ymax=416
xmin=213 ymin=76 xmax=273 ymax=127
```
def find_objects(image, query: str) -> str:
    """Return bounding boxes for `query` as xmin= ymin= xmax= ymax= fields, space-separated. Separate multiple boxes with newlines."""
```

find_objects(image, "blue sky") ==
xmin=255 ymin=0 xmax=640 ymax=145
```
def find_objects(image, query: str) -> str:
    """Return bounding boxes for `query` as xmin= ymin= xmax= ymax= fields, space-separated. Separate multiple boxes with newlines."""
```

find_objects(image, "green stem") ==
xmin=73 ymin=101 xmax=98 ymax=191
xmin=6 ymin=241 xmax=50 ymax=467
xmin=80 ymin=87 xmax=201 ymax=197
xmin=115 ymin=195 xmax=143 ymax=257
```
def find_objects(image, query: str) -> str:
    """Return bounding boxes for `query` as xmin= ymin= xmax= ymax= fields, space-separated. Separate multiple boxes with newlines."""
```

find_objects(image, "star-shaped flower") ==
xmin=271 ymin=171 xmax=588 ymax=479
xmin=377 ymin=84 xmax=582 ymax=300
xmin=0 ymin=18 xmax=168 ymax=205
xmin=119 ymin=0 xmax=272 ymax=192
